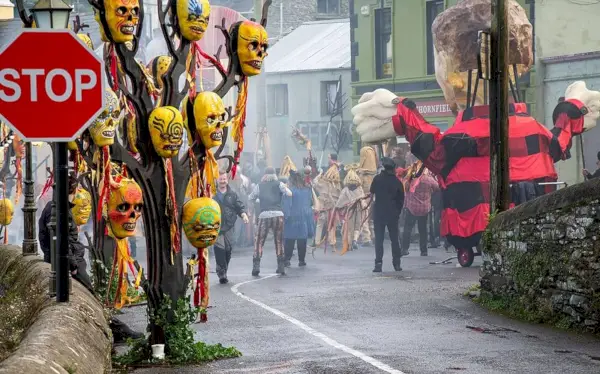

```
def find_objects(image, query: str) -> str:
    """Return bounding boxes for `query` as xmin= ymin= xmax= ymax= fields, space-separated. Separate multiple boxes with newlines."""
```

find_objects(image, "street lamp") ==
xmin=30 ymin=0 xmax=72 ymax=30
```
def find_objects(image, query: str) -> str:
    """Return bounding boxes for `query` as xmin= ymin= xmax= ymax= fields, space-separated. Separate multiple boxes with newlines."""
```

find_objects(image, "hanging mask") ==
xmin=176 ymin=0 xmax=210 ymax=42
xmin=148 ymin=55 xmax=172 ymax=91
xmin=106 ymin=178 xmax=143 ymax=239
xmin=182 ymin=197 xmax=221 ymax=248
xmin=234 ymin=20 xmax=268 ymax=76
xmin=103 ymin=0 xmax=140 ymax=43
xmin=76 ymin=33 xmax=94 ymax=50
xmin=192 ymin=92 xmax=228 ymax=148
xmin=0 ymin=198 xmax=14 ymax=226
xmin=71 ymin=187 xmax=92 ymax=226
xmin=149 ymin=106 xmax=184 ymax=158
xmin=89 ymin=88 xmax=120 ymax=147
xmin=67 ymin=141 xmax=79 ymax=151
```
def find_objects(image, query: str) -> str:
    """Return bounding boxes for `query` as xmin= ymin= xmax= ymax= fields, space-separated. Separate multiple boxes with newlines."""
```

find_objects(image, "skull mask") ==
xmin=71 ymin=187 xmax=92 ymax=226
xmin=234 ymin=20 xmax=268 ymax=76
xmin=103 ymin=0 xmax=140 ymax=43
xmin=176 ymin=0 xmax=210 ymax=41
xmin=148 ymin=55 xmax=172 ymax=91
xmin=0 ymin=198 xmax=14 ymax=226
xmin=106 ymin=178 xmax=143 ymax=239
xmin=182 ymin=197 xmax=221 ymax=248
xmin=192 ymin=92 xmax=228 ymax=148
xmin=89 ymin=88 xmax=120 ymax=147
xmin=149 ymin=106 xmax=185 ymax=158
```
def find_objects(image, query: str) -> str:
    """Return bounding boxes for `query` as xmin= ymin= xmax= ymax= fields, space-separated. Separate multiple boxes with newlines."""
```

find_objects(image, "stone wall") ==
xmin=481 ymin=179 xmax=600 ymax=332
xmin=0 ymin=246 xmax=111 ymax=374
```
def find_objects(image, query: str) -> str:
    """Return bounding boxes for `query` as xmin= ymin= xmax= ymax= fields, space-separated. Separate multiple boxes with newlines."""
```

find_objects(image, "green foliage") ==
xmin=482 ymin=209 xmax=499 ymax=253
xmin=113 ymin=296 xmax=241 ymax=368
xmin=92 ymin=260 xmax=147 ymax=305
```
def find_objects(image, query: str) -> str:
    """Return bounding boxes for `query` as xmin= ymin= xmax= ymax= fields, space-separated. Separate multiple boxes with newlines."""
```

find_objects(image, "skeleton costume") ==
xmin=312 ymin=164 xmax=341 ymax=250
xmin=249 ymin=167 xmax=292 ymax=276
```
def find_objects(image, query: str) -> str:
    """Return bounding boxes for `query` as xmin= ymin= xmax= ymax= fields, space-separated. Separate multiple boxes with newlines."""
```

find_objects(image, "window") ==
xmin=298 ymin=122 xmax=352 ymax=151
xmin=374 ymin=8 xmax=392 ymax=79
xmin=317 ymin=0 xmax=340 ymax=15
xmin=267 ymin=84 xmax=288 ymax=117
xmin=321 ymin=81 xmax=340 ymax=116
xmin=426 ymin=0 xmax=444 ymax=75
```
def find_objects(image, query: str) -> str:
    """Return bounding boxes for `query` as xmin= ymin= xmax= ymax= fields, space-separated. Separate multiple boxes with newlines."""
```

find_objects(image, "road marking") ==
xmin=231 ymin=276 xmax=406 ymax=374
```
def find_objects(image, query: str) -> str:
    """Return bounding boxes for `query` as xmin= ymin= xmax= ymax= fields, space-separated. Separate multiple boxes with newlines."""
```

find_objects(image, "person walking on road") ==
xmin=283 ymin=169 xmax=315 ymax=267
xmin=370 ymin=157 xmax=405 ymax=272
xmin=213 ymin=171 xmax=249 ymax=284
xmin=249 ymin=167 xmax=292 ymax=276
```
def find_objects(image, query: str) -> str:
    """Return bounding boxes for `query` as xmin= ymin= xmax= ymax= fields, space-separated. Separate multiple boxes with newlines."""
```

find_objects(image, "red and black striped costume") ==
xmin=392 ymin=99 xmax=587 ymax=249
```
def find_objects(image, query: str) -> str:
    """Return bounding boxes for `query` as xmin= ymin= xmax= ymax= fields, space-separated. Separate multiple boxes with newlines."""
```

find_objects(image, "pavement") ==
xmin=118 ymin=242 xmax=600 ymax=374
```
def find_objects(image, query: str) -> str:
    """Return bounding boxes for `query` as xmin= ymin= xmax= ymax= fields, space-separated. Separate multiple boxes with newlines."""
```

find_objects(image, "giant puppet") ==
xmin=352 ymin=0 xmax=600 ymax=266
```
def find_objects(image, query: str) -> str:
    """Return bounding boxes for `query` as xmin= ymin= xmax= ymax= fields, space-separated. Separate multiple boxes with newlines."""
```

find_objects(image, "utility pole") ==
xmin=254 ymin=0 xmax=268 ymax=166
xmin=489 ymin=0 xmax=510 ymax=213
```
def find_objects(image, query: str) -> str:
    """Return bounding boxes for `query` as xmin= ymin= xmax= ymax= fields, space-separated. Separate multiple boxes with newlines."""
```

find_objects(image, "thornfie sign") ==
xmin=415 ymin=99 xmax=453 ymax=117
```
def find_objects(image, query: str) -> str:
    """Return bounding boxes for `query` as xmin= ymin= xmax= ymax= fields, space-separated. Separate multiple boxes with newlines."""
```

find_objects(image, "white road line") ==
xmin=231 ymin=276 xmax=406 ymax=374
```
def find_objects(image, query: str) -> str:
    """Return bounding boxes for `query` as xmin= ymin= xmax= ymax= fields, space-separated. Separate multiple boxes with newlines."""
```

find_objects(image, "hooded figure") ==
xmin=335 ymin=165 xmax=369 ymax=253
xmin=312 ymin=164 xmax=342 ymax=250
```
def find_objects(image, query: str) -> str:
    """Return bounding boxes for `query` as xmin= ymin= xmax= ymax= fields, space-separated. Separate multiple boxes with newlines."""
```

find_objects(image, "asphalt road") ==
xmin=120 ymin=242 xmax=600 ymax=374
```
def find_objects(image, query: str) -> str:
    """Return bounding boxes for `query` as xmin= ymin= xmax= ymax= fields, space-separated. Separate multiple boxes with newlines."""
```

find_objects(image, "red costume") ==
xmin=391 ymin=98 xmax=588 ymax=249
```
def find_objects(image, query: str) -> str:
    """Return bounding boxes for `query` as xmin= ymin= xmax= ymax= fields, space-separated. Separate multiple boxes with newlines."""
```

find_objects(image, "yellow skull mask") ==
xmin=76 ymin=33 xmax=94 ymax=50
xmin=148 ymin=55 xmax=172 ymax=91
xmin=182 ymin=197 xmax=221 ymax=248
xmin=103 ymin=0 xmax=140 ymax=43
xmin=0 ymin=198 xmax=14 ymax=226
xmin=192 ymin=92 xmax=228 ymax=148
xmin=176 ymin=0 xmax=210 ymax=41
xmin=235 ymin=20 xmax=268 ymax=76
xmin=89 ymin=88 xmax=120 ymax=147
xmin=106 ymin=178 xmax=143 ymax=239
xmin=71 ymin=188 xmax=92 ymax=226
xmin=149 ymin=106 xmax=184 ymax=158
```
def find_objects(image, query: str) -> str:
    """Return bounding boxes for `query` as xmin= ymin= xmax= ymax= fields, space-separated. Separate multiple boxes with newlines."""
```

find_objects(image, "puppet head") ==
xmin=148 ymin=55 xmax=172 ymax=91
xmin=149 ymin=106 xmax=184 ymax=158
xmin=232 ymin=20 xmax=268 ymax=76
xmin=77 ymin=33 xmax=94 ymax=50
xmin=89 ymin=88 xmax=120 ymax=147
xmin=0 ymin=198 xmax=14 ymax=226
xmin=71 ymin=187 xmax=92 ymax=226
xmin=279 ymin=156 xmax=297 ymax=179
xmin=176 ymin=0 xmax=210 ymax=41
xmin=564 ymin=81 xmax=600 ymax=131
xmin=192 ymin=92 xmax=228 ymax=148
xmin=101 ymin=0 xmax=140 ymax=43
xmin=106 ymin=178 xmax=143 ymax=239
xmin=182 ymin=197 xmax=221 ymax=248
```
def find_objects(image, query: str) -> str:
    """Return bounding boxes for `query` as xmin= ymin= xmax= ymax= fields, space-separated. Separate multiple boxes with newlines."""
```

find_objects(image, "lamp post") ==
xmin=22 ymin=141 xmax=37 ymax=256
xmin=28 ymin=0 xmax=72 ymax=302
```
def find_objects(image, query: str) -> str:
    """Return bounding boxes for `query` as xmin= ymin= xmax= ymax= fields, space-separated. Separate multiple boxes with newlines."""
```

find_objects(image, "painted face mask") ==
xmin=77 ymin=33 xmax=94 ymax=49
xmin=104 ymin=0 xmax=140 ymax=43
xmin=148 ymin=55 xmax=172 ymax=91
xmin=193 ymin=92 xmax=228 ymax=148
xmin=149 ymin=106 xmax=184 ymax=158
xmin=235 ymin=20 xmax=268 ymax=76
xmin=71 ymin=187 xmax=92 ymax=226
xmin=182 ymin=197 xmax=221 ymax=248
xmin=0 ymin=198 xmax=14 ymax=226
xmin=89 ymin=88 xmax=120 ymax=147
xmin=176 ymin=0 xmax=210 ymax=41
xmin=107 ymin=178 xmax=143 ymax=239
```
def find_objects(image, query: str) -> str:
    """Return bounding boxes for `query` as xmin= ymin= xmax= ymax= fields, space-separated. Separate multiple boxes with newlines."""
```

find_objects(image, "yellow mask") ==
xmin=76 ymin=33 xmax=94 ymax=50
xmin=104 ymin=0 xmax=140 ymax=43
xmin=149 ymin=106 xmax=184 ymax=158
xmin=148 ymin=55 xmax=172 ymax=91
xmin=176 ymin=0 xmax=210 ymax=41
xmin=0 ymin=198 xmax=14 ymax=226
xmin=71 ymin=188 xmax=92 ymax=226
xmin=182 ymin=197 xmax=221 ymax=248
xmin=67 ymin=141 xmax=79 ymax=151
xmin=192 ymin=92 xmax=228 ymax=148
xmin=106 ymin=178 xmax=143 ymax=239
xmin=235 ymin=20 xmax=268 ymax=76
xmin=89 ymin=88 xmax=120 ymax=147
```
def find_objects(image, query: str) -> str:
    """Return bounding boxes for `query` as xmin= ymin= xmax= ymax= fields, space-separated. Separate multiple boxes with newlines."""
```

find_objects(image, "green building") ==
xmin=349 ymin=0 xmax=535 ymax=136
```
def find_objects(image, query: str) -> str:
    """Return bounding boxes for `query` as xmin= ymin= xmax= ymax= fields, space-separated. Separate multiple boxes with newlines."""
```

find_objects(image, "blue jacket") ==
xmin=283 ymin=187 xmax=315 ymax=240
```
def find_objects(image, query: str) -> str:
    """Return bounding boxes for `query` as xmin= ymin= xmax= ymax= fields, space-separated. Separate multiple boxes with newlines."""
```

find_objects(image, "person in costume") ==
xmin=248 ymin=167 xmax=292 ymax=276
xmin=370 ymin=158 xmax=405 ymax=272
xmin=282 ymin=170 xmax=315 ymax=267
xmin=357 ymin=146 xmax=378 ymax=246
xmin=352 ymin=0 xmax=600 ymax=260
xmin=213 ymin=171 xmax=249 ymax=284
xmin=335 ymin=165 xmax=368 ymax=253
xmin=312 ymin=164 xmax=342 ymax=251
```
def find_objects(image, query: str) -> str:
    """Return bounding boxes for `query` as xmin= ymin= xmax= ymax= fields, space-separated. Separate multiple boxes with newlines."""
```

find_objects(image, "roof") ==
xmin=265 ymin=18 xmax=350 ymax=74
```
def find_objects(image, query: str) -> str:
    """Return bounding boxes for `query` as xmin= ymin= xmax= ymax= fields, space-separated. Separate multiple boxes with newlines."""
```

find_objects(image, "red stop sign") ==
xmin=0 ymin=30 xmax=105 ymax=142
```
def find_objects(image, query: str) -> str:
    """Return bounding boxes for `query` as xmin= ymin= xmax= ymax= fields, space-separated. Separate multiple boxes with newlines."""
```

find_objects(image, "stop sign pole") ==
xmin=0 ymin=29 xmax=105 ymax=303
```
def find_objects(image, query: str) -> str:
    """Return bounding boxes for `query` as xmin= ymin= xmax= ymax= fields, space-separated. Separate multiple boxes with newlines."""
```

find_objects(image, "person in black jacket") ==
xmin=214 ymin=172 xmax=249 ymax=284
xmin=370 ymin=157 xmax=405 ymax=272
xmin=583 ymin=151 xmax=600 ymax=180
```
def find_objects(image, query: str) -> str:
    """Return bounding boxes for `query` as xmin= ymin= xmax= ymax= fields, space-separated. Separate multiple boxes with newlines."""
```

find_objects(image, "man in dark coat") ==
xmin=370 ymin=157 xmax=405 ymax=272
xmin=214 ymin=172 xmax=249 ymax=284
